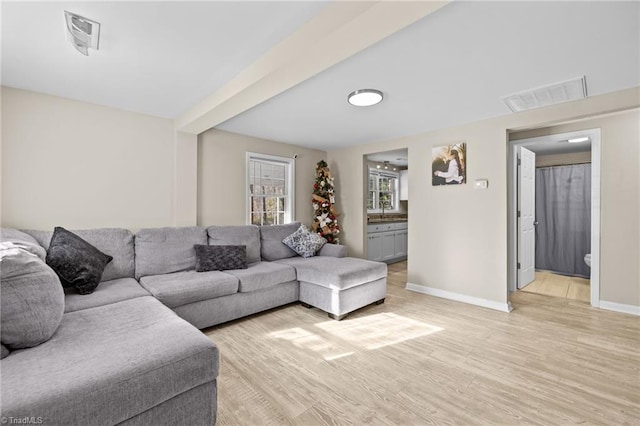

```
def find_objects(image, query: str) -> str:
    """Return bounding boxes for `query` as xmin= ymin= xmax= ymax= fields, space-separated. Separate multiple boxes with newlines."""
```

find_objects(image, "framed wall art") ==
xmin=432 ymin=142 xmax=466 ymax=186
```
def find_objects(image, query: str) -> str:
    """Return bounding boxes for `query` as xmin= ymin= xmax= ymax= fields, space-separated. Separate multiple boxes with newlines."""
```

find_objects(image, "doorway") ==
xmin=363 ymin=149 xmax=409 ymax=264
xmin=507 ymin=129 xmax=601 ymax=306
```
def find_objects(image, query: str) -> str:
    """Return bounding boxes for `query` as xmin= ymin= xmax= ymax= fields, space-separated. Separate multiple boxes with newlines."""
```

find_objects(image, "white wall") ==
xmin=198 ymin=129 xmax=326 ymax=226
xmin=327 ymin=87 xmax=640 ymax=309
xmin=1 ymin=87 xmax=176 ymax=230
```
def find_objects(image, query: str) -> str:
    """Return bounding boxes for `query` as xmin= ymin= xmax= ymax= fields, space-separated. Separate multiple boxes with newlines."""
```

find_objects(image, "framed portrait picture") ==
xmin=432 ymin=142 xmax=466 ymax=186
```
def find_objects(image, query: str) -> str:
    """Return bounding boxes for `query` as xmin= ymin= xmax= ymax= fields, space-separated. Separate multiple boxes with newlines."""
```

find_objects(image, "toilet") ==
xmin=584 ymin=254 xmax=591 ymax=267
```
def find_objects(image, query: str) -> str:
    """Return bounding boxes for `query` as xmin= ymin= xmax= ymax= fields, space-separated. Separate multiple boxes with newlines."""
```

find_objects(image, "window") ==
xmin=247 ymin=153 xmax=294 ymax=226
xmin=367 ymin=169 xmax=399 ymax=213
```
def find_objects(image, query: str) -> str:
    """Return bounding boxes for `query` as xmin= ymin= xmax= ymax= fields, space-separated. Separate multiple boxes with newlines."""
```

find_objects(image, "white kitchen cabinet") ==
xmin=367 ymin=233 xmax=383 ymax=262
xmin=395 ymin=229 xmax=408 ymax=257
xmin=367 ymin=221 xmax=408 ymax=263
xmin=399 ymin=170 xmax=408 ymax=201
xmin=381 ymin=231 xmax=396 ymax=261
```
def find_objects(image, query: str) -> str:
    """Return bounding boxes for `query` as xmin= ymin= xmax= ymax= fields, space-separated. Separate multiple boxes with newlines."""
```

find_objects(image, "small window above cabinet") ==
xmin=399 ymin=170 xmax=408 ymax=201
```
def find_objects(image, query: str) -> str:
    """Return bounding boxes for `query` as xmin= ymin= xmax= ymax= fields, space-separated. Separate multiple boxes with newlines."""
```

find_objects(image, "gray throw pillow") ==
xmin=1 ymin=228 xmax=47 ymax=260
xmin=282 ymin=224 xmax=327 ymax=258
xmin=1 ymin=245 xmax=65 ymax=349
xmin=194 ymin=245 xmax=247 ymax=271
xmin=46 ymin=227 xmax=113 ymax=295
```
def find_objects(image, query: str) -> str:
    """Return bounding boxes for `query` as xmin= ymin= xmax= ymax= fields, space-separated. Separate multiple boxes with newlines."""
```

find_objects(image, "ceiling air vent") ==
xmin=502 ymin=76 xmax=587 ymax=113
xmin=64 ymin=11 xmax=100 ymax=56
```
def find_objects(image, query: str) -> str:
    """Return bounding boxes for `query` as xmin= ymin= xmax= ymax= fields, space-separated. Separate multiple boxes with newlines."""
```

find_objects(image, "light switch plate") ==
xmin=475 ymin=179 xmax=488 ymax=189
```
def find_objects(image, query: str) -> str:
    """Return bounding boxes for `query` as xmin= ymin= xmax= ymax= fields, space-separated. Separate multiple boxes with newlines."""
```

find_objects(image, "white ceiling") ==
xmin=2 ymin=1 xmax=638 ymax=150
xmin=1 ymin=1 xmax=327 ymax=118
xmin=218 ymin=1 xmax=640 ymax=149
xmin=367 ymin=149 xmax=409 ymax=167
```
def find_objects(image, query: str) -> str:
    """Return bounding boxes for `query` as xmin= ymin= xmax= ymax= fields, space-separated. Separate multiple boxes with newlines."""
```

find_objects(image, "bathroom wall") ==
xmin=536 ymin=151 xmax=591 ymax=167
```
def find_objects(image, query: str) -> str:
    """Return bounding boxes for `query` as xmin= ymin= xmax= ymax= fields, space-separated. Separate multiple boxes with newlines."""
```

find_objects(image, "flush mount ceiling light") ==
xmin=64 ymin=11 xmax=100 ymax=56
xmin=502 ymin=76 xmax=587 ymax=113
xmin=348 ymin=89 xmax=383 ymax=107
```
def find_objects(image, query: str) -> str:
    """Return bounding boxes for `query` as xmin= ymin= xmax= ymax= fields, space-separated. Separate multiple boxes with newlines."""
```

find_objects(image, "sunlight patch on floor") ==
xmin=314 ymin=312 xmax=443 ymax=350
xmin=268 ymin=327 xmax=354 ymax=361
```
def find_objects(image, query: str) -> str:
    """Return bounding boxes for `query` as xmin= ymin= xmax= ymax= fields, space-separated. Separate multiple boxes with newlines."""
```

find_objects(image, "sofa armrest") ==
xmin=317 ymin=244 xmax=347 ymax=258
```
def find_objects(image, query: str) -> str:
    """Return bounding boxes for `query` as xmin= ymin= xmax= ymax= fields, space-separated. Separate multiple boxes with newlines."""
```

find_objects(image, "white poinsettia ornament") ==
xmin=315 ymin=212 xmax=332 ymax=229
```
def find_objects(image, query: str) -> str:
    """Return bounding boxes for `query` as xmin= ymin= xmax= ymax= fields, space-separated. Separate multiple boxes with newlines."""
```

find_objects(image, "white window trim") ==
xmin=367 ymin=168 xmax=400 ymax=213
xmin=246 ymin=152 xmax=295 ymax=225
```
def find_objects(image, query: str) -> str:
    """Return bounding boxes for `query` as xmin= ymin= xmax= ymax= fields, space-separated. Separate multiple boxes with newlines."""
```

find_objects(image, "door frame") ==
xmin=507 ymin=128 xmax=601 ymax=307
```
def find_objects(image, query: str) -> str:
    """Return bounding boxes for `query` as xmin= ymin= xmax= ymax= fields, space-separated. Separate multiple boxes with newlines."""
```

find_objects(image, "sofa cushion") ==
xmin=0 ymin=245 xmax=65 ymax=349
xmin=283 ymin=224 xmax=327 ymax=258
xmin=195 ymin=244 xmax=247 ymax=272
xmin=46 ymin=227 xmax=113 ymax=295
xmin=64 ymin=278 xmax=150 ymax=313
xmin=224 ymin=261 xmax=297 ymax=293
xmin=275 ymin=256 xmax=387 ymax=290
xmin=135 ymin=227 xmax=206 ymax=279
xmin=259 ymin=222 xmax=301 ymax=261
xmin=139 ymin=271 xmax=238 ymax=308
xmin=22 ymin=228 xmax=136 ymax=282
xmin=207 ymin=225 xmax=261 ymax=264
xmin=1 ymin=228 xmax=46 ymax=260
xmin=0 ymin=297 xmax=219 ymax=425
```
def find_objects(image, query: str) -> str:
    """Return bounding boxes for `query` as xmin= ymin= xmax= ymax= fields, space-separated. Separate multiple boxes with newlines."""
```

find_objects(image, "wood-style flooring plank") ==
xmin=204 ymin=261 xmax=640 ymax=425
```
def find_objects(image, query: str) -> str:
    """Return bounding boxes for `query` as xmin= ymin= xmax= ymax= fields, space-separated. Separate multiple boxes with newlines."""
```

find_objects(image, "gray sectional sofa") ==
xmin=0 ymin=222 xmax=387 ymax=425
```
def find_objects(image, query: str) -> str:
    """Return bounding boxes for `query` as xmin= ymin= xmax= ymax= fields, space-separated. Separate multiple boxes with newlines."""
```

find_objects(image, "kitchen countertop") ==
xmin=367 ymin=218 xmax=408 ymax=224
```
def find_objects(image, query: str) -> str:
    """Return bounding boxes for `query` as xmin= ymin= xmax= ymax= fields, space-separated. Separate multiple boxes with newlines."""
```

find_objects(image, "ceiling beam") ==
xmin=175 ymin=1 xmax=450 ymax=134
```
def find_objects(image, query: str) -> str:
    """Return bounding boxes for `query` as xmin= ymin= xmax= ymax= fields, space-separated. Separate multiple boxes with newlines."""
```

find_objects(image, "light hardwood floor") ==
xmin=521 ymin=270 xmax=590 ymax=302
xmin=204 ymin=261 xmax=640 ymax=425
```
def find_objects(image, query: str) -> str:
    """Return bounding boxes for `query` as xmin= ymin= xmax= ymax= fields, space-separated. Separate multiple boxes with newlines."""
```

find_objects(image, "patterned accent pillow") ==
xmin=46 ymin=227 xmax=113 ymax=295
xmin=282 ymin=225 xmax=327 ymax=258
xmin=194 ymin=245 xmax=247 ymax=272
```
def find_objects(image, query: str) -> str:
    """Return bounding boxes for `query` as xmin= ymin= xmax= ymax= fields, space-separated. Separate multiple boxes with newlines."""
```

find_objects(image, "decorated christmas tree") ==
xmin=311 ymin=160 xmax=340 ymax=244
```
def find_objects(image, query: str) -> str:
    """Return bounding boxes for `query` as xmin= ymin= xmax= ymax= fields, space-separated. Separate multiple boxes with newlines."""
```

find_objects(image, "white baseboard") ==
xmin=599 ymin=300 xmax=640 ymax=316
xmin=405 ymin=282 xmax=512 ymax=313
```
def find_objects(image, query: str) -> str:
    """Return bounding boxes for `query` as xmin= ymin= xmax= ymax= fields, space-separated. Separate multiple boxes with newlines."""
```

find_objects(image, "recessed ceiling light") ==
xmin=348 ymin=89 xmax=383 ymax=107
xmin=567 ymin=137 xmax=590 ymax=143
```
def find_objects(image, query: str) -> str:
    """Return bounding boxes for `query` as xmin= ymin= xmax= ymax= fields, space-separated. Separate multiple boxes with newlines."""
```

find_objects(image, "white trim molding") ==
xmin=406 ymin=282 xmax=513 ymax=313
xmin=599 ymin=301 xmax=640 ymax=316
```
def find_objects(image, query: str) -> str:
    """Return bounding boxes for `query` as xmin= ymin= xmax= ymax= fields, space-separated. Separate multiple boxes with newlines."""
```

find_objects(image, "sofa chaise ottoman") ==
xmin=276 ymin=256 xmax=387 ymax=320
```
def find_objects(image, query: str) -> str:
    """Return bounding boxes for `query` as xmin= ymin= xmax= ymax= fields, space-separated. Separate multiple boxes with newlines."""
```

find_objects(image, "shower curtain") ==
xmin=535 ymin=163 xmax=591 ymax=278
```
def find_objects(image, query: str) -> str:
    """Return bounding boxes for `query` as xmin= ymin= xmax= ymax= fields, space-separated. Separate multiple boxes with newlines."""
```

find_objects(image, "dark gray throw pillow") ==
xmin=46 ymin=227 xmax=113 ymax=295
xmin=194 ymin=244 xmax=247 ymax=272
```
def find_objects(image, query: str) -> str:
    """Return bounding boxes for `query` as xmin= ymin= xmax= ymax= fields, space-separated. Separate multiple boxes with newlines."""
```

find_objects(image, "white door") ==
xmin=518 ymin=147 xmax=536 ymax=288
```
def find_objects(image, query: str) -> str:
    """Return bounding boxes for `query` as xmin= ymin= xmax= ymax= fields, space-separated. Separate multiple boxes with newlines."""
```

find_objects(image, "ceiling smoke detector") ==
xmin=64 ymin=11 xmax=100 ymax=56
xmin=502 ymin=76 xmax=587 ymax=113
